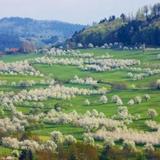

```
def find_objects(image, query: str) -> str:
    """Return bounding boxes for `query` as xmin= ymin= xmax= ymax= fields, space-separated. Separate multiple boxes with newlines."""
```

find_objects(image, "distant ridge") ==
xmin=0 ymin=17 xmax=85 ymax=51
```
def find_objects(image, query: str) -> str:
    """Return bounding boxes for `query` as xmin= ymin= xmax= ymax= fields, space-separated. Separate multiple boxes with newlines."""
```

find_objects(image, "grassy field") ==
xmin=0 ymin=48 xmax=160 ymax=157
xmin=0 ymin=146 xmax=12 ymax=157
xmin=0 ymin=52 xmax=43 ymax=62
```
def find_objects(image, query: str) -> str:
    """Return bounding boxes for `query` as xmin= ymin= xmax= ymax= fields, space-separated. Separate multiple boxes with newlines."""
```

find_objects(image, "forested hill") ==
xmin=68 ymin=3 xmax=160 ymax=48
xmin=0 ymin=17 xmax=85 ymax=51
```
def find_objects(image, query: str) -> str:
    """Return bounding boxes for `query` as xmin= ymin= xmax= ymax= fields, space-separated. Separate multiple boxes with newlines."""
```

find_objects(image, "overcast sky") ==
xmin=0 ymin=0 xmax=160 ymax=24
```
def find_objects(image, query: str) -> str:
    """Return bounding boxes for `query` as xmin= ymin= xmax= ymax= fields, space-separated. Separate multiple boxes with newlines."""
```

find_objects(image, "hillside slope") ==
xmin=69 ymin=3 xmax=160 ymax=47
xmin=69 ymin=19 xmax=125 ymax=47
xmin=69 ymin=17 xmax=160 ymax=47
xmin=0 ymin=17 xmax=85 ymax=51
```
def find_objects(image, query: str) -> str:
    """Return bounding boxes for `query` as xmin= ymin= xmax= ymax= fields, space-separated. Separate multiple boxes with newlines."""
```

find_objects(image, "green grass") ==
xmin=80 ymin=48 xmax=160 ymax=63
xmin=34 ymin=64 xmax=128 ymax=82
xmin=34 ymin=63 xmax=160 ymax=89
xmin=0 ymin=74 xmax=43 ymax=82
xmin=0 ymin=53 xmax=42 ymax=62
xmin=0 ymin=146 xmax=12 ymax=157
xmin=31 ymin=124 xmax=84 ymax=140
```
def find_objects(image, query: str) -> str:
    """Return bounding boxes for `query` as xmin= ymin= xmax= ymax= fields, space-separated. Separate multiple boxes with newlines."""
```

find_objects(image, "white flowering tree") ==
xmin=100 ymin=95 xmax=108 ymax=104
xmin=83 ymin=134 xmax=95 ymax=146
xmin=50 ymin=131 xmax=64 ymax=144
xmin=64 ymin=135 xmax=77 ymax=145
xmin=148 ymin=109 xmax=158 ymax=119
xmin=84 ymin=99 xmax=90 ymax=106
